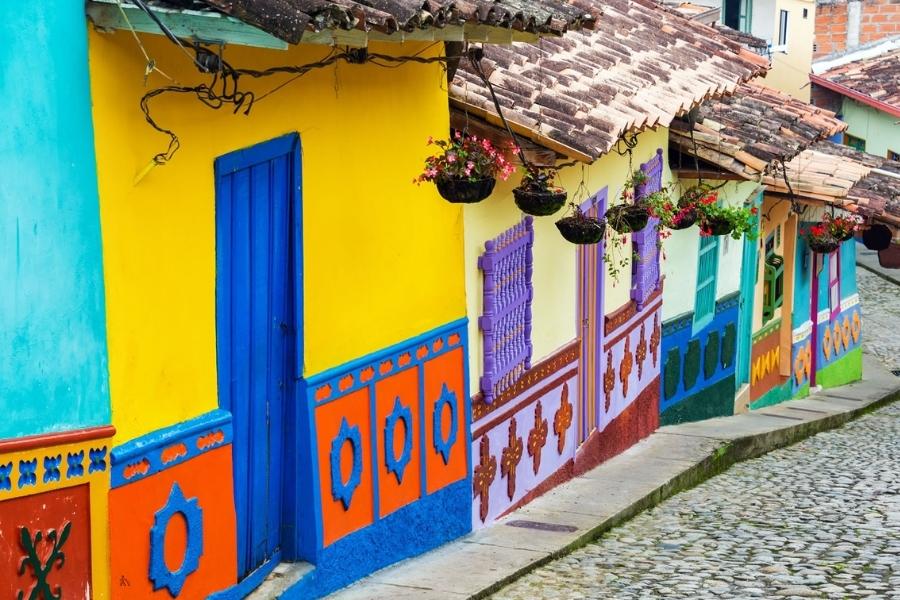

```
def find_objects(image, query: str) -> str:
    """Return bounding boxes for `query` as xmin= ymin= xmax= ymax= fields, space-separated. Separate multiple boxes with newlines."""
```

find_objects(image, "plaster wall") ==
xmin=765 ymin=0 xmax=817 ymax=101
xmin=464 ymin=128 xmax=671 ymax=395
xmin=660 ymin=180 xmax=757 ymax=321
xmin=0 ymin=3 xmax=111 ymax=439
xmin=88 ymin=32 xmax=464 ymax=443
xmin=842 ymin=97 xmax=900 ymax=159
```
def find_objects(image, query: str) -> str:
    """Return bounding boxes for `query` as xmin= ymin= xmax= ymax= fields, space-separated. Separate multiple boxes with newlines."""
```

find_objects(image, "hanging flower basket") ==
xmin=808 ymin=235 xmax=840 ymax=254
xmin=514 ymin=168 xmax=567 ymax=216
xmin=825 ymin=214 xmax=861 ymax=242
xmin=606 ymin=203 xmax=650 ymax=234
xmin=556 ymin=208 xmax=606 ymax=244
xmin=669 ymin=207 xmax=698 ymax=230
xmin=700 ymin=215 xmax=734 ymax=236
xmin=416 ymin=133 xmax=514 ymax=204
xmin=435 ymin=177 xmax=496 ymax=203
xmin=862 ymin=223 xmax=893 ymax=251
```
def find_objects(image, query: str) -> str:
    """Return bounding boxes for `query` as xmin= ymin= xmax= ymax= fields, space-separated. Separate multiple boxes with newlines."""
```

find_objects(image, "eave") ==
xmin=809 ymin=73 xmax=900 ymax=119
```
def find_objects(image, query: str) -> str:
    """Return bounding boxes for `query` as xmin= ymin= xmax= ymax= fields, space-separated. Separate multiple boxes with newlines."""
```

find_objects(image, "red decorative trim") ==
xmin=809 ymin=74 xmax=900 ymax=119
xmin=605 ymin=297 xmax=662 ymax=349
xmin=472 ymin=341 xmax=580 ymax=421
xmin=0 ymin=425 xmax=116 ymax=454
xmin=473 ymin=368 xmax=578 ymax=437
xmin=605 ymin=287 xmax=663 ymax=338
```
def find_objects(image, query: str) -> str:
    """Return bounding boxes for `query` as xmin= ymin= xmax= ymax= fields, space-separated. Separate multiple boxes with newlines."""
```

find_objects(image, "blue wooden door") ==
xmin=215 ymin=133 xmax=300 ymax=578
xmin=736 ymin=190 xmax=762 ymax=385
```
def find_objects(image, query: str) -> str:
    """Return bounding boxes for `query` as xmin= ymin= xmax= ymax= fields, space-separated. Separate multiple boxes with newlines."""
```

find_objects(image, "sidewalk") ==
xmin=328 ymin=352 xmax=900 ymax=600
xmin=857 ymin=247 xmax=900 ymax=286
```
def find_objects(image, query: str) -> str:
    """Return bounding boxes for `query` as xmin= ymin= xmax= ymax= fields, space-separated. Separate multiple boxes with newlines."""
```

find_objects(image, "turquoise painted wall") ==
xmin=0 ymin=3 xmax=110 ymax=438
xmin=842 ymin=98 xmax=900 ymax=159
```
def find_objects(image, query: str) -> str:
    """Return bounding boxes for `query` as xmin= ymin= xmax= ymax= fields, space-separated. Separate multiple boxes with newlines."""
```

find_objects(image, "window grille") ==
xmin=632 ymin=148 xmax=663 ymax=309
xmin=478 ymin=217 xmax=534 ymax=403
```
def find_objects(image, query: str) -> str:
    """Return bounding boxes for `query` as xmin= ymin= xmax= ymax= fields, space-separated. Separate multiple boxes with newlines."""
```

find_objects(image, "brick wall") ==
xmin=815 ymin=0 xmax=900 ymax=58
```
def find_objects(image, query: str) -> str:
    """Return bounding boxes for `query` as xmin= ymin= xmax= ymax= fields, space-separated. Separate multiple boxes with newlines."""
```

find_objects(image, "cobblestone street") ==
xmin=857 ymin=264 xmax=900 ymax=373
xmin=492 ymin=267 xmax=900 ymax=600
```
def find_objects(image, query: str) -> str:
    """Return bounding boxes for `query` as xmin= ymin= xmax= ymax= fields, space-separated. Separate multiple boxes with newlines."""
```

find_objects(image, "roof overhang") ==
xmin=809 ymin=73 xmax=900 ymax=119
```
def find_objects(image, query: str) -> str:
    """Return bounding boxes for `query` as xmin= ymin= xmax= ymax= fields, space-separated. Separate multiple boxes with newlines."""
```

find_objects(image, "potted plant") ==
xmin=606 ymin=169 xmax=651 ymax=234
xmin=556 ymin=204 xmax=606 ymax=244
xmin=694 ymin=191 xmax=758 ymax=239
xmin=416 ymin=133 xmax=515 ymax=203
xmin=513 ymin=167 xmax=568 ymax=216
xmin=804 ymin=223 xmax=840 ymax=254
xmin=825 ymin=214 xmax=861 ymax=242
xmin=668 ymin=183 xmax=716 ymax=230
xmin=862 ymin=223 xmax=893 ymax=251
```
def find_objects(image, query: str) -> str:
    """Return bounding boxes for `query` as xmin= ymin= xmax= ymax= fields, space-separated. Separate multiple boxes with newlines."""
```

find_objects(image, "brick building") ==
xmin=815 ymin=0 xmax=900 ymax=57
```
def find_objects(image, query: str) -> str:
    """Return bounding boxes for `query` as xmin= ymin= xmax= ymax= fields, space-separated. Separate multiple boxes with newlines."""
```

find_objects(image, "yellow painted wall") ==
xmin=464 ymin=128 xmax=671 ymax=394
xmin=752 ymin=195 xmax=792 ymax=333
xmin=766 ymin=0 xmax=816 ymax=101
xmin=88 ymin=32 xmax=463 ymax=443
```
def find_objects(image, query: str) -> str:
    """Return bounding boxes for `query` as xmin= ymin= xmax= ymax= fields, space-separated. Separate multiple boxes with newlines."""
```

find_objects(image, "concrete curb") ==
xmin=326 ymin=353 xmax=900 ymax=600
xmin=857 ymin=250 xmax=900 ymax=287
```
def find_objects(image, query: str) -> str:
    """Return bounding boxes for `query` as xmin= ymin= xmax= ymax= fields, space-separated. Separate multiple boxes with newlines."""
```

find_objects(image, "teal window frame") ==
xmin=693 ymin=234 xmax=720 ymax=332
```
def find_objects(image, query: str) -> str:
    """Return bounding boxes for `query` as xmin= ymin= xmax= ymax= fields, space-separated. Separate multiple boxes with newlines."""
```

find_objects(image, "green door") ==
xmin=736 ymin=191 xmax=763 ymax=385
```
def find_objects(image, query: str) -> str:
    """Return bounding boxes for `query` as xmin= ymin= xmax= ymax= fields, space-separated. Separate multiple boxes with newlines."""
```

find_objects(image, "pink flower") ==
xmin=447 ymin=153 xmax=457 ymax=163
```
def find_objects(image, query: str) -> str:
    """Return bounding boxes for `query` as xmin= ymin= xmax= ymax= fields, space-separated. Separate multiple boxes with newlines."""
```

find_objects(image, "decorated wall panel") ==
xmin=291 ymin=319 xmax=471 ymax=596
xmin=108 ymin=411 xmax=237 ymax=599
xmin=749 ymin=323 xmax=792 ymax=408
xmin=0 ymin=427 xmax=113 ymax=599
xmin=660 ymin=293 xmax=739 ymax=425
xmin=470 ymin=343 xmax=579 ymax=528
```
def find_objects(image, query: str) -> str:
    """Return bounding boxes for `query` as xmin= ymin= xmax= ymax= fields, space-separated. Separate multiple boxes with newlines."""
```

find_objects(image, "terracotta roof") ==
xmin=811 ymin=47 xmax=900 ymax=117
xmin=669 ymin=81 xmax=847 ymax=178
xmin=669 ymin=82 xmax=900 ymax=228
xmin=449 ymin=0 xmax=770 ymax=161
xmin=150 ymin=0 xmax=599 ymax=44
xmin=713 ymin=25 xmax=768 ymax=55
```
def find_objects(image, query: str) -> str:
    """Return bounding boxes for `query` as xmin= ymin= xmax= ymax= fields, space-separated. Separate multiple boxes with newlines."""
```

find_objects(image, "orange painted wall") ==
xmin=109 ymin=446 xmax=237 ymax=598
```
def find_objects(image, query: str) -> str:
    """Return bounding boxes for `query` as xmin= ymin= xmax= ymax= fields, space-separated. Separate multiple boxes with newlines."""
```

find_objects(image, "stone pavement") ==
xmin=328 ymin=351 xmax=900 ymax=600
xmin=857 ymin=252 xmax=900 ymax=373
xmin=492 ymin=400 xmax=900 ymax=600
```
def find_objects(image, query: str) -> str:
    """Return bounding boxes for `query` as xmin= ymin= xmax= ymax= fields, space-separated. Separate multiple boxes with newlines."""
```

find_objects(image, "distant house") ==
xmin=811 ymin=40 xmax=900 ymax=161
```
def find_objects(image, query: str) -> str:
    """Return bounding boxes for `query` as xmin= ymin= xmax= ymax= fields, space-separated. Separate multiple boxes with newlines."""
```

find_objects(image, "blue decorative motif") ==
xmin=88 ymin=447 xmax=107 ymax=473
xmin=432 ymin=383 xmax=459 ymax=465
xmin=330 ymin=418 xmax=362 ymax=510
xmin=66 ymin=452 xmax=85 ymax=479
xmin=149 ymin=483 xmax=203 ymax=598
xmin=384 ymin=397 xmax=413 ymax=484
xmin=0 ymin=462 xmax=12 ymax=491
xmin=42 ymin=455 xmax=61 ymax=484
xmin=18 ymin=459 xmax=37 ymax=489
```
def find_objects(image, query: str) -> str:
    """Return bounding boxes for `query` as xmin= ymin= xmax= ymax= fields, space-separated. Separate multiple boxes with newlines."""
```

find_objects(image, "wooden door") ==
xmin=736 ymin=191 xmax=762 ymax=385
xmin=215 ymin=133 xmax=300 ymax=578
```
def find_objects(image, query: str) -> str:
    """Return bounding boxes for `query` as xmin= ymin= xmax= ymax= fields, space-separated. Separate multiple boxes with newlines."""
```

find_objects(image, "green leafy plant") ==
xmin=693 ymin=189 xmax=759 ymax=239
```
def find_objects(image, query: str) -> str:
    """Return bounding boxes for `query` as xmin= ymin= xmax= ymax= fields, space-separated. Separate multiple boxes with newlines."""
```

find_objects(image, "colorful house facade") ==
xmin=4 ymin=2 xmax=892 ymax=599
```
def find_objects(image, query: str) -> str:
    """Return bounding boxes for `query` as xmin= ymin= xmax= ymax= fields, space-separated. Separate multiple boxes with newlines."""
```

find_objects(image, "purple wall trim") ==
xmin=632 ymin=148 xmax=663 ymax=310
xmin=478 ymin=217 xmax=535 ymax=404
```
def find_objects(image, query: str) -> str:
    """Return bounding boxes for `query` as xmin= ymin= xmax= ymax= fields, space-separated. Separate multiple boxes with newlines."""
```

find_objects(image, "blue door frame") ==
xmin=215 ymin=133 xmax=302 ymax=578
xmin=736 ymin=190 xmax=762 ymax=385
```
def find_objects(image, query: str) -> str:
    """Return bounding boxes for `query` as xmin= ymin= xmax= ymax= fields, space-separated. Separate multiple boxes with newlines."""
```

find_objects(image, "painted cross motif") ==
xmin=473 ymin=436 xmax=497 ymax=523
xmin=500 ymin=418 xmax=523 ymax=500
xmin=636 ymin=323 xmax=648 ymax=380
xmin=17 ymin=522 xmax=71 ymax=600
xmin=650 ymin=313 xmax=661 ymax=367
xmin=603 ymin=352 xmax=615 ymax=411
xmin=527 ymin=402 xmax=548 ymax=475
xmin=620 ymin=338 xmax=634 ymax=397
xmin=553 ymin=383 xmax=573 ymax=454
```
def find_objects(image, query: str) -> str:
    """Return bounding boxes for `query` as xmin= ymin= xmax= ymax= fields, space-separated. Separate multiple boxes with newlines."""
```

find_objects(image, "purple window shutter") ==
xmin=632 ymin=148 xmax=663 ymax=310
xmin=478 ymin=217 xmax=534 ymax=404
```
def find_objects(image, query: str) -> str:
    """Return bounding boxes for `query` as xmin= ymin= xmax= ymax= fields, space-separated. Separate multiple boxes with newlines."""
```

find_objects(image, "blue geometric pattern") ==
xmin=0 ymin=462 xmax=12 ymax=491
xmin=432 ymin=383 xmax=459 ymax=465
xmin=43 ymin=455 xmax=62 ymax=483
xmin=88 ymin=446 xmax=107 ymax=473
xmin=66 ymin=451 xmax=85 ymax=479
xmin=18 ymin=459 xmax=37 ymax=489
xmin=330 ymin=418 xmax=362 ymax=510
xmin=384 ymin=397 xmax=413 ymax=484
xmin=150 ymin=483 xmax=203 ymax=598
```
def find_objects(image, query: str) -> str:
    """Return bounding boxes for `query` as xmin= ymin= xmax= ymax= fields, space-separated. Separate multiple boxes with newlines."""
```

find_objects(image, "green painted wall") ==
xmin=748 ymin=381 xmax=792 ymax=410
xmin=842 ymin=98 xmax=900 ymax=159
xmin=817 ymin=346 xmax=863 ymax=390
xmin=660 ymin=374 xmax=736 ymax=426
